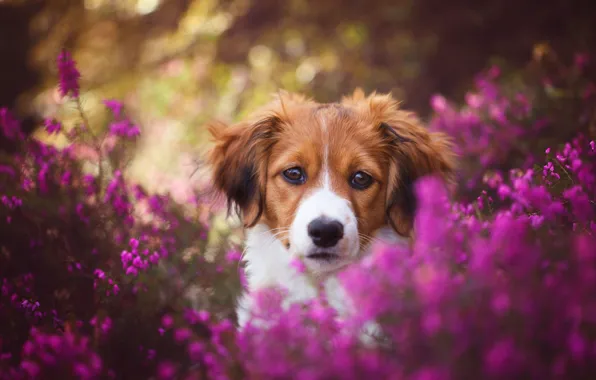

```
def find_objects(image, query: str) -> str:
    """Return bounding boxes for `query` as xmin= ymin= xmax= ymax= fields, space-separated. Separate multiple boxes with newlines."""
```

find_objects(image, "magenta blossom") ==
xmin=44 ymin=119 xmax=62 ymax=135
xmin=57 ymin=50 xmax=81 ymax=98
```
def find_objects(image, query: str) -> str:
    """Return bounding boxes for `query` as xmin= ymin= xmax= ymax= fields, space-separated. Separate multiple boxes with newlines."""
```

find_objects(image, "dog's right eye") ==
xmin=282 ymin=167 xmax=306 ymax=185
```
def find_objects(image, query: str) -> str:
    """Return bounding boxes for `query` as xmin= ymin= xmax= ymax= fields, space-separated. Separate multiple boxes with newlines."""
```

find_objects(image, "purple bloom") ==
xmin=57 ymin=50 xmax=81 ymax=98
xmin=161 ymin=314 xmax=174 ymax=329
xmin=104 ymin=99 xmax=124 ymax=117
xmin=109 ymin=120 xmax=141 ymax=138
xmin=157 ymin=361 xmax=177 ymax=379
xmin=44 ymin=118 xmax=62 ymax=134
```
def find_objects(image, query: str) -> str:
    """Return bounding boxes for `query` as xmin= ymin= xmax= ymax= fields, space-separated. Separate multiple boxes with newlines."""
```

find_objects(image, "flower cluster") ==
xmin=239 ymin=163 xmax=596 ymax=378
xmin=1 ymin=49 xmax=595 ymax=378
xmin=120 ymin=238 xmax=162 ymax=277
xmin=429 ymin=56 xmax=596 ymax=195
xmin=14 ymin=329 xmax=102 ymax=379
xmin=57 ymin=50 xmax=81 ymax=99
xmin=104 ymin=100 xmax=141 ymax=139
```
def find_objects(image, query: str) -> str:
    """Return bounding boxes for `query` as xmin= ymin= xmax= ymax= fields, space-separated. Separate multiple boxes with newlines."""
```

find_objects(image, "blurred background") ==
xmin=1 ymin=0 xmax=595 ymax=204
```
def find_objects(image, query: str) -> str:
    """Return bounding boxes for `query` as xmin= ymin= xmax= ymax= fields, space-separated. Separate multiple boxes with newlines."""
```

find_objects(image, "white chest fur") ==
xmin=236 ymin=223 xmax=408 ymax=330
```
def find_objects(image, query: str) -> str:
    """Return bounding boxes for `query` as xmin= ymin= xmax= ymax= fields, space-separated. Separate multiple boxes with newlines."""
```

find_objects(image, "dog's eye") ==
xmin=282 ymin=167 xmax=306 ymax=185
xmin=350 ymin=171 xmax=374 ymax=190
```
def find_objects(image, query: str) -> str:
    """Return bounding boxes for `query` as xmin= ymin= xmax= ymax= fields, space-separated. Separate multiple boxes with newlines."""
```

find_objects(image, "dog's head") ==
xmin=207 ymin=89 xmax=455 ymax=275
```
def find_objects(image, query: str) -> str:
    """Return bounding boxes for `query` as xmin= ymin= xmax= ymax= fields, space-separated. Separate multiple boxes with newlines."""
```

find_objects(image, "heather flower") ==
xmin=174 ymin=327 xmax=192 ymax=342
xmin=225 ymin=249 xmax=242 ymax=263
xmin=18 ymin=329 xmax=102 ymax=378
xmin=157 ymin=361 xmax=177 ymax=379
xmin=57 ymin=50 xmax=81 ymax=98
xmin=187 ymin=341 xmax=204 ymax=361
xmin=90 ymin=316 xmax=112 ymax=335
xmin=104 ymin=99 xmax=124 ymax=117
xmin=44 ymin=118 xmax=62 ymax=134
xmin=109 ymin=120 xmax=141 ymax=138
xmin=161 ymin=315 xmax=174 ymax=329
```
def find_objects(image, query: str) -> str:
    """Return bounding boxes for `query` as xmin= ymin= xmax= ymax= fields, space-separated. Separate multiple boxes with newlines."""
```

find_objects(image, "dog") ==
xmin=206 ymin=89 xmax=455 ymax=334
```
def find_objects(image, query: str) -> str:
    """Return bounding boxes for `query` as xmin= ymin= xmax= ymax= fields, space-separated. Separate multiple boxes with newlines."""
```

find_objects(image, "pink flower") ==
xmin=157 ymin=361 xmax=177 ymax=379
xmin=161 ymin=315 xmax=174 ymax=329
xmin=430 ymin=95 xmax=448 ymax=113
xmin=290 ymin=258 xmax=307 ymax=273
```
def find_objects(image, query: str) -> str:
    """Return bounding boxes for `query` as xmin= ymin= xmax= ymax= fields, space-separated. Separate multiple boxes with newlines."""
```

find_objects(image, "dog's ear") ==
xmin=207 ymin=114 xmax=281 ymax=228
xmin=365 ymin=93 xmax=456 ymax=236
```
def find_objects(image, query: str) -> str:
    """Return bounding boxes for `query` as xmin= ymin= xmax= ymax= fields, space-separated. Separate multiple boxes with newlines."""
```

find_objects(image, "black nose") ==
xmin=307 ymin=217 xmax=344 ymax=248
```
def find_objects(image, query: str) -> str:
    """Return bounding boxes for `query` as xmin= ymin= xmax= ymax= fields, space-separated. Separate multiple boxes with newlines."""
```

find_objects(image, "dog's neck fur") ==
xmin=236 ymin=223 xmax=409 ymax=328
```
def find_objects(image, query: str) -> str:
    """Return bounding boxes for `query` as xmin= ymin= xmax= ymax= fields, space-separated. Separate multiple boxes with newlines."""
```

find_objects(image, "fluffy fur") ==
xmin=206 ymin=89 xmax=455 ymax=332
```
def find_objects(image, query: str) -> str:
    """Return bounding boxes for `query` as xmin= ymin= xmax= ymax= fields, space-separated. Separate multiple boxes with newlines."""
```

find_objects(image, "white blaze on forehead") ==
xmin=318 ymin=112 xmax=331 ymax=190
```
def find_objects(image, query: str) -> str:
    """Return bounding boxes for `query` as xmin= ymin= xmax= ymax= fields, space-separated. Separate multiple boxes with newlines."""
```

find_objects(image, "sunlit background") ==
xmin=2 ymin=0 xmax=596 ymax=232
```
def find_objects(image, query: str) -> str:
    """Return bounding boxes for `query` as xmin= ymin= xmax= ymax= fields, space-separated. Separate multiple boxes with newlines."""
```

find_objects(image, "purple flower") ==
xmin=19 ymin=329 xmax=102 ymax=377
xmin=157 ymin=361 xmax=177 ymax=379
xmin=109 ymin=120 xmax=141 ymax=138
xmin=44 ymin=118 xmax=62 ymax=134
xmin=104 ymin=99 xmax=124 ymax=117
xmin=187 ymin=341 xmax=204 ymax=361
xmin=430 ymin=95 xmax=448 ymax=113
xmin=161 ymin=314 xmax=174 ymax=329
xmin=57 ymin=50 xmax=81 ymax=98
xmin=174 ymin=327 xmax=192 ymax=342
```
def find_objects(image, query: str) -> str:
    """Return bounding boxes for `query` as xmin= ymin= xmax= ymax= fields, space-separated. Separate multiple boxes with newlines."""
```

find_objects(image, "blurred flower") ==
xmin=57 ymin=50 xmax=81 ymax=98
xmin=43 ymin=119 xmax=61 ymax=134
xmin=104 ymin=99 xmax=124 ymax=117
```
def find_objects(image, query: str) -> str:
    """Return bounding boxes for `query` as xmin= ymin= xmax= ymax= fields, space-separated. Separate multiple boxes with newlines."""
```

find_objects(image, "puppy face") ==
xmin=207 ymin=90 xmax=455 ymax=275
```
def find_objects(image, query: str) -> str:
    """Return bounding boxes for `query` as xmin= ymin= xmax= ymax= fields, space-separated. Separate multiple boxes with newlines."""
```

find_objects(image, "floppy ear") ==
xmin=206 ymin=114 xmax=281 ymax=228
xmin=367 ymin=93 xmax=456 ymax=236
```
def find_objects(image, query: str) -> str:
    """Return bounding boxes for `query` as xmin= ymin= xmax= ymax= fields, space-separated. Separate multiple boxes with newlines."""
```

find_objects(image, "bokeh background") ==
xmin=3 ymin=0 xmax=596 ymax=195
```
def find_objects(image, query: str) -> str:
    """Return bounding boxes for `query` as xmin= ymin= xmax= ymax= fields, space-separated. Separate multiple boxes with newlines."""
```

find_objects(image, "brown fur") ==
xmin=206 ymin=89 xmax=456 ymax=245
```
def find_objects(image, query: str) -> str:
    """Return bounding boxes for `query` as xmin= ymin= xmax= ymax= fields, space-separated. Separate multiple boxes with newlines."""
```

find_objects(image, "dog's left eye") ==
xmin=282 ymin=167 xmax=307 ymax=185
xmin=350 ymin=171 xmax=374 ymax=190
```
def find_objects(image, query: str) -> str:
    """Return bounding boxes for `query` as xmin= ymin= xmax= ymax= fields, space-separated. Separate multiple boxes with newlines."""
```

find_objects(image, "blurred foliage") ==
xmin=0 ymin=100 xmax=243 ymax=378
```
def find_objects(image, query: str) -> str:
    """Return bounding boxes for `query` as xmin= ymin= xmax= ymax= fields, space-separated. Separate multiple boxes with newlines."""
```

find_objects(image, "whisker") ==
xmin=358 ymin=233 xmax=385 ymax=249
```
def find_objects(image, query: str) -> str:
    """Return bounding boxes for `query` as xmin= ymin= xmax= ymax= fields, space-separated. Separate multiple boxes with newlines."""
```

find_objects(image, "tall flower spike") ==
xmin=57 ymin=49 xmax=81 ymax=98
